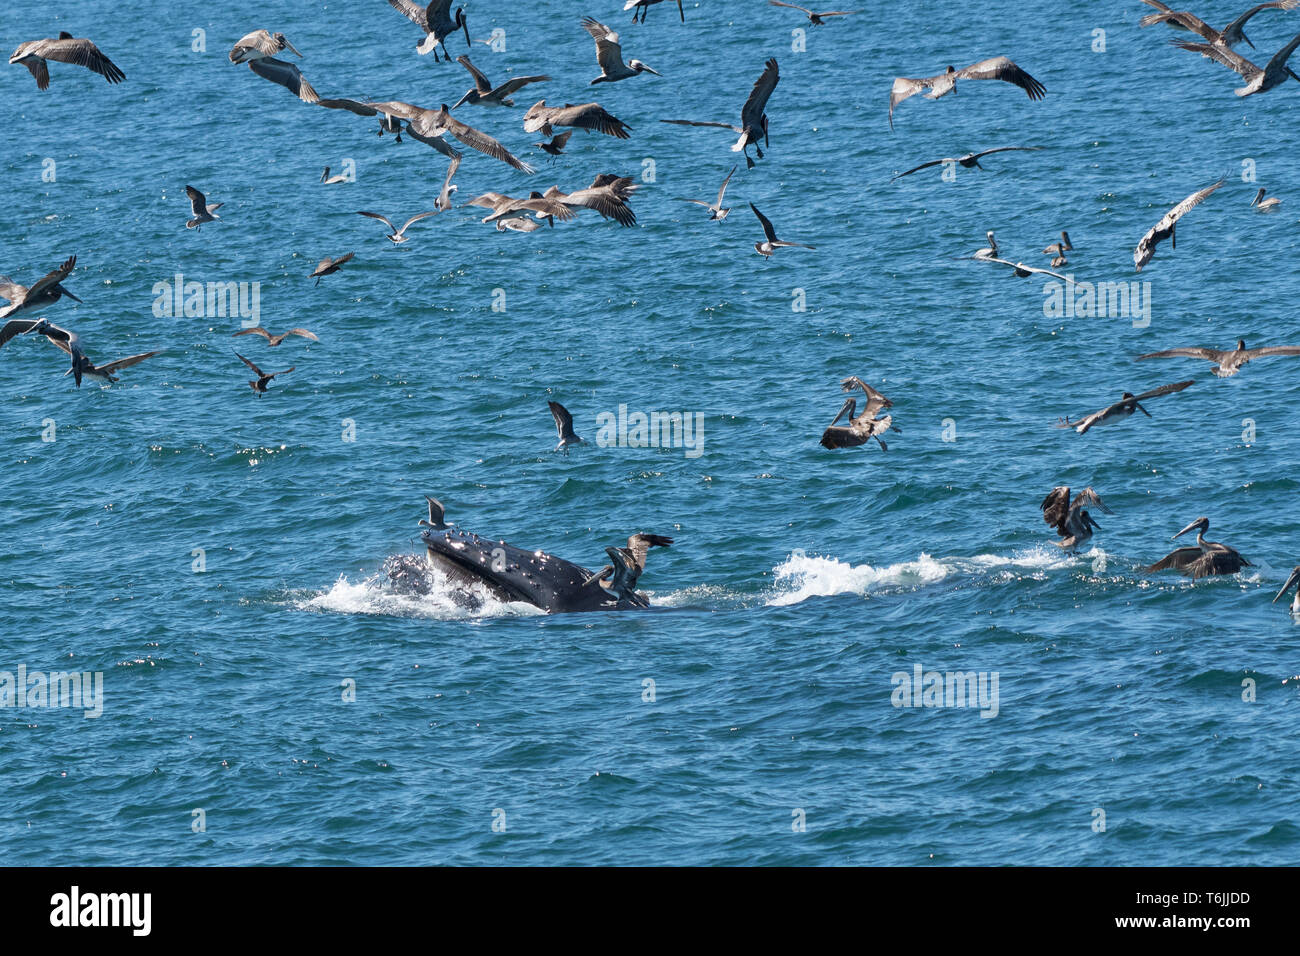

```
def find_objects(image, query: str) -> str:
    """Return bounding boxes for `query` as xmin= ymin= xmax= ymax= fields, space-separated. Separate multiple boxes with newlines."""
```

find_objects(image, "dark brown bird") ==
xmin=1146 ymin=517 xmax=1251 ymax=578
xmin=232 ymin=327 xmax=318 ymax=347
xmin=309 ymin=253 xmax=355 ymax=286
xmin=236 ymin=352 xmax=294 ymax=395
xmin=10 ymin=33 xmax=125 ymax=89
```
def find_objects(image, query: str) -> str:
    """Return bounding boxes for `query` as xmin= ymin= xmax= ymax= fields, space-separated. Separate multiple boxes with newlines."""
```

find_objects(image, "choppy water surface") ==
xmin=2 ymin=0 xmax=1299 ymax=865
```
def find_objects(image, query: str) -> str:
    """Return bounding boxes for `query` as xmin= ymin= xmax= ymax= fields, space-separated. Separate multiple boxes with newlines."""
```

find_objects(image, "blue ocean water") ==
xmin=2 ymin=0 xmax=1299 ymax=866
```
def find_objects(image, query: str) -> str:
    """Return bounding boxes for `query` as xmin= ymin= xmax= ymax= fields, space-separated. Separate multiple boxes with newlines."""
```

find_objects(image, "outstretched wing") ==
xmin=625 ymin=533 xmax=673 ymax=569
xmin=357 ymin=210 xmax=397 ymax=231
xmin=234 ymin=351 xmax=265 ymax=377
xmin=389 ymin=0 xmax=431 ymax=29
xmin=456 ymin=54 xmax=493 ymax=94
xmin=888 ymin=76 xmax=932 ymax=128
xmin=741 ymin=58 xmax=780 ymax=130
xmin=1040 ymin=486 xmax=1071 ymax=534
xmin=954 ymin=57 xmax=1046 ymax=99
xmin=1135 ymin=346 xmax=1222 ymax=362
xmin=749 ymin=203 xmax=778 ymax=242
xmin=1134 ymin=380 xmax=1196 ymax=402
xmin=23 ymin=254 xmax=77 ymax=304
xmin=26 ymin=36 xmax=125 ymax=84
xmin=99 ymin=350 xmax=161 ymax=374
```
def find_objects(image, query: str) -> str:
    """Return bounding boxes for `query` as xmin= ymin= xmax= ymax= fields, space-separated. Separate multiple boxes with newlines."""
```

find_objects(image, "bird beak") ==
xmin=1243 ymin=32 xmax=1255 ymax=50
xmin=643 ymin=64 xmax=663 ymax=77
xmin=1172 ymin=519 xmax=1201 ymax=540
xmin=676 ymin=0 xmax=685 ymax=21
xmin=284 ymin=39 xmax=304 ymax=58
xmin=61 ymin=288 xmax=83 ymax=304
xmin=462 ymin=15 xmax=472 ymax=48
xmin=1136 ymin=403 xmax=1151 ymax=417
xmin=1274 ymin=569 xmax=1300 ymax=603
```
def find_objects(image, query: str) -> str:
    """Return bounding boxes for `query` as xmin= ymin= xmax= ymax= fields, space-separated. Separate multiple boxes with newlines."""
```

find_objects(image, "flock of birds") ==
xmin=5 ymin=1 xmax=1300 ymax=612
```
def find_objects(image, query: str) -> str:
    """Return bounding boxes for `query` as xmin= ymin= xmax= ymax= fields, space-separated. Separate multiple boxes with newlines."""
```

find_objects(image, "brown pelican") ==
xmin=1043 ymin=230 xmax=1073 ymax=255
xmin=1174 ymin=30 xmax=1300 ymax=94
xmin=624 ymin=0 xmax=684 ymax=23
xmin=549 ymin=401 xmax=585 ymax=451
xmin=1140 ymin=0 xmax=1299 ymax=50
xmin=436 ymin=155 xmax=461 ymax=211
xmin=9 ymin=33 xmax=124 ymax=89
xmin=357 ymin=210 xmax=440 ymax=244
xmin=320 ymin=166 xmax=348 ymax=185
xmin=185 ymin=186 xmax=223 ymax=230
xmin=768 ymin=2 xmax=859 ymax=25
xmin=1147 ymin=517 xmax=1251 ymax=578
xmin=891 ymin=146 xmax=1041 ymax=181
xmin=0 ymin=318 xmax=88 ymax=383
xmin=452 ymin=56 xmax=550 ymax=108
xmin=245 ymin=57 xmax=318 ymax=103
xmin=888 ymin=58 xmax=1045 ymax=130
xmin=404 ymin=104 xmax=534 ymax=173
xmin=389 ymin=0 xmax=470 ymax=62
xmin=582 ymin=17 xmax=662 ymax=83
xmin=970 ymin=231 xmax=998 ymax=259
xmin=55 ymin=344 xmax=160 ymax=386
xmin=1251 ymin=187 xmax=1282 ymax=210
xmin=601 ymin=534 xmax=673 ymax=600
xmin=751 ymin=203 xmax=815 ymax=258
xmin=465 ymin=192 xmax=574 ymax=225
xmin=524 ymin=101 xmax=631 ymax=139
xmin=545 ymin=175 xmax=638 ymax=226
xmin=310 ymin=254 xmax=354 ymax=285
xmin=228 ymin=30 xmax=302 ymax=64
xmin=418 ymin=495 xmax=447 ymax=530
xmin=496 ymin=216 xmax=543 ymax=233
xmin=820 ymin=376 xmax=899 ymax=450
xmin=968 ymin=256 xmax=1067 ymax=280
xmin=317 ymin=98 xmax=409 ymax=142
xmin=0 ymin=255 xmax=80 ymax=320
xmin=534 ymin=130 xmax=574 ymax=157
xmin=675 ymin=165 xmax=736 ymax=221
xmin=1055 ymin=380 xmax=1195 ymax=434
xmin=1273 ymin=566 xmax=1300 ymax=612
xmin=1051 ymin=255 xmax=1069 ymax=268
xmin=1040 ymin=486 xmax=1112 ymax=550
xmin=662 ymin=58 xmax=779 ymax=168
xmin=1136 ymin=338 xmax=1300 ymax=376
xmin=233 ymin=327 xmax=319 ymax=347
xmin=235 ymin=352 xmax=294 ymax=396
xmin=1133 ymin=179 xmax=1224 ymax=271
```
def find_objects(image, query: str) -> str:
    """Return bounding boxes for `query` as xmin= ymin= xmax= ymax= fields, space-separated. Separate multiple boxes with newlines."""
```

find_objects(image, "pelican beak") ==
xmin=1172 ymin=519 xmax=1202 ymax=540
xmin=284 ymin=39 xmax=304 ymax=58
xmin=462 ymin=13 xmax=472 ymax=48
xmin=643 ymin=64 xmax=663 ymax=77
xmin=829 ymin=397 xmax=855 ymax=426
xmin=1274 ymin=568 xmax=1300 ymax=603
xmin=1243 ymin=32 xmax=1255 ymax=50
xmin=676 ymin=0 xmax=685 ymax=21
xmin=60 ymin=287 xmax=83 ymax=304
xmin=1136 ymin=403 xmax=1152 ymax=417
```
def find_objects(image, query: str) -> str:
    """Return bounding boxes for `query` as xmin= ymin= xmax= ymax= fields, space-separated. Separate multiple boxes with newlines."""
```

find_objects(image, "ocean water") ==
xmin=3 ymin=0 xmax=1299 ymax=866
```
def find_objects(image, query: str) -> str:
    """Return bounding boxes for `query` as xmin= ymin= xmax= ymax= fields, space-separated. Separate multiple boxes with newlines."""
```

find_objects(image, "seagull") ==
xmin=1273 ymin=565 xmax=1300 ymax=612
xmin=751 ymin=203 xmax=815 ymax=258
xmin=624 ymin=0 xmax=685 ymax=23
xmin=524 ymin=101 xmax=631 ymax=140
xmin=0 ymin=255 xmax=80 ymax=320
xmin=389 ymin=0 xmax=471 ymax=62
xmin=465 ymin=192 xmax=574 ymax=225
xmin=1040 ymin=486 xmax=1113 ymax=550
xmin=967 ymin=256 xmax=1067 ymax=280
xmin=1136 ymin=338 xmax=1300 ymax=376
xmin=418 ymin=495 xmax=448 ymax=530
xmin=436 ymin=155 xmax=462 ymax=211
xmin=819 ymin=377 xmax=899 ymax=449
xmin=768 ymin=1 xmax=859 ymax=25
xmin=675 ymin=165 xmax=736 ymax=221
xmin=1174 ymin=30 xmax=1300 ymax=94
xmin=228 ymin=30 xmax=302 ymax=64
xmin=889 ymin=57 xmax=1045 ymax=130
xmin=185 ymin=186 xmax=223 ymax=230
xmin=9 ymin=33 xmax=125 ymax=89
xmin=357 ymin=210 xmax=440 ymax=243
xmin=582 ymin=17 xmax=662 ymax=83
xmin=1043 ymin=230 xmax=1073 ymax=255
xmin=234 ymin=327 xmax=319 ymax=347
xmin=320 ymin=166 xmax=348 ymax=185
xmin=662 ymin=58 xmax=779 ymax=168
xmin=549 ymin=401 xmax=585 ymax=451
xmin=1133 ymin=179 xmax=1224 ymax=271
xmin=245 ymin=57 xmax=318 ymax=103
xmin=451 ymin=55 xmax=550 ymax=108
xmin=534 ymin=130 xmax=574 ymax=157
xmin=890 ymin=146 xmax=1042 ymax=181
xmin=496 ymin=216 xmax=543 ymax=233
xmin=1251 ymin=187 xmax=1281 ymax=210
xmin=235 ymin=352 xmax=294 ymax=396
xmin=1055 ymin=381 xmax=1195 ymax=434
xmin=308 ymin=255 xmax=353 ymax=286
xmin=1140 ymin=0 xmax=1299 ymax=50
xmin=545 ymin=175 xmax=638 ymax=226
xmin=1147 ymin=517 xmax=1251 ymax=578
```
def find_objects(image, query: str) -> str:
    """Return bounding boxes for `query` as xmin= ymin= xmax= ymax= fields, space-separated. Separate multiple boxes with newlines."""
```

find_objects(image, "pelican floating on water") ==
xmin=0 ymin=255 xmax=80 ymax=320
xmin=1055 ymin=380 xmax=1195 ymax=434
xmin=320 ymin=166 xmax=348 ymax=185
xmin=185 ymin=186 xmax=223 ymax=230
xmin=1136 ymin=338 xmax=1300 ymax=376
xmin=1133 ymin=178 xmax=1224 ymax=272
xmin=1147 ymin=517 xmax=1251 ymax=578
xmin=889 ymin=57 xmax=1045 ymax=130
xmin=1043 ymin=230 xmax=1073 ymax=255
xmin=1273 ymin=566 xmax=1300 ymax=612
xmin=524 ymin=101 xmax=631 ymax=140
xmin=675 ymin=165 xmax=736 ymax=221
xmin=1041 ymin=486 xmax=1112 ymax=550
xmin=891 ymin=146 xmax=1041 ymax=181
xmin=229 ymin=30 xmax=302 ymax=64
xmin=751 ymin=203 xmax=815 ymax=258
xmin=452 ymin=56 xmax=550 ymax=108
xmin=235 ymin=352 xmax=294 ymax=396
xmin=389 ymin=0 xmax=470 ymax=62
xmin=768 ymin=2 xmax=859 ymax=25
xmin=582 ymin=17 xmax=662 ymax=83
xmin=549 ymin=401 xmax=585 ymax=451
xmin=661 ymin=58 xmax=779 ymax=169
xmin=233 ymin=327 xmax=319 ymax=346
xmin=1251 ymin=187 xmax=1281 ymax=210
xmin=820 ymin=377 xmax=899 ymax=450
xmin=357 ymin=209 xmax=440 ymax=244
xmin=9 ymin=33 xmax=125 ymax=89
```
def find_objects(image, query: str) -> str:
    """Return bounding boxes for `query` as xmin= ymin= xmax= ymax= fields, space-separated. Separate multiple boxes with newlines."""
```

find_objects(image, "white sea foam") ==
xmin=300 ymin=571 xmax=543 ymax=621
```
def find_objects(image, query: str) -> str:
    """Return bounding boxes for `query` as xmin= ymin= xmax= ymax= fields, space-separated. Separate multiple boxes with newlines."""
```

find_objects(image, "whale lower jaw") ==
xmin=420 ymin=529 xmax=645 ymax=614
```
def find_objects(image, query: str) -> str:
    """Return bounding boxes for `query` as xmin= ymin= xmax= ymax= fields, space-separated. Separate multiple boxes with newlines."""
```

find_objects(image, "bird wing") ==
xmin=840 ymin=377 xmax=892 ymax=416
xmin=888 ymin=76 xmax=931 ymax=128
xmin=660 ymin=118 xmax=741 ymax=131
xmin=954 ymin=57 xmax=1046 ymax=99
xmin=15 ymin=50 xmax=50 ymax=90
xmin=1134 ymin=178 xmax=1224 ymax=269
xmin=625 ymin=533 xmax=673 ymax=569
xmin=1138 ymin=0 xmax=1221 ymax=39
xmin=548 ymin=400 xmax=574 ymax=438
xmin=22 ymin=254 xmax=77 ymax=304
xmin=1174 ymin=40 xmax=1260 ymax=76
xmin=0 ymin=318 xmax=45 ymax=348
xmin=1224 ymin=0 xmax=1300 ymax=38
xmin=442 ymin=155 xmax=462 ymax=193
xmin=414 ymin=110 xmax=535 ymax=173
xmin=317 ymin=98 xmax=378 ymax=116
xmin=890 ymin=158 xmax=946 ymax=181
xmin=0 ymin=279 xmax=25 ymax=304
xmin=716 ymin=165 xmax=737 ymax=204
xmin=283 ymin=329 xmax=319 ymax=342
xmin=398 ymin=211 xmax=441 ymax=234
xmin=365 ymin=100 xmax=426 ymax=120
xmin=185 ymin=185 xmax=210 ymax=217
xmin=456 ymin=55 xmax=494 ymax=94
xmin=248 ymin=57 xmax=318 ymax=103
xmin=357 ymin=211 xmax=397 ymax=231
xmin=232 ymin=328 xmax=272 ymax=342
xmin=1134 ymin=380 xmax=1196 ymax=402
xmin=544 ymin=103 xmax=631 ymax=137
xmin=582 ymin=18 xmax=627 ymax=74
xmin=231 ymin=30 xmax=280 ymax=57
xmin=562 ymin=185 xmax=636 ymax=225
xmin=99 ymin=350 xmax=161 ymax=374
xmin=389 ymin=0 xmax=430 ymax=29
xmin=234 ymin=352 xmax=265 ymax=377
xmin=1245 ymin=345 xmax=1300 ymax=359
xmin=1072 ymin=486 xmax=1113 ymax=514
xmin=769 ymin=1 xmax=814 ymax=12
xmin=493 ymin=74 xmax=551 ymax=98
xmin=972 ymin=146 xmax=1043 ymax=159
xmin=1189 ymin=549 xmax=1250 ymax=579
xmin=1136 ymin=347 xmax=1222 ymax=362
xmin=330 ymin=252 xmax=356 ymax=269
xmin=1263 ymin=29 xmax=1300 ymax=73
xmin=27 ymin=37 xmax=125 ymax=83
xmin=749 ymin=203 xmax=779 ymax=242
xmin=741 ymin=58 xmax=780 ymax=130
xmin=1147 ymin=546 xmax=1204 ymax=572
xmin=1041 ymin=486 xmax=1072 ymax=533
xmin=466 ymin=192 xmax=513 ymax=209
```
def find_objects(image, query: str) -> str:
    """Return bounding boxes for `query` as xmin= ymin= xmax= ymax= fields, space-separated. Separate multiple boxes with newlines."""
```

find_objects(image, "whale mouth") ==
xmin=420 ymin=529 xmax=534 ymax=605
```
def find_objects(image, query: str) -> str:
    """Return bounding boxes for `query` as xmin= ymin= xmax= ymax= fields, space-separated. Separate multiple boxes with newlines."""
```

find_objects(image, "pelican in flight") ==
xmin=1251 ymin=187 xmax=1282 ymax=210
xmin=967 ymin=256 xmax=1067 ymax=280
xmin=389 ymin=0 xmax=470 ymax=62
xmin=602 ymin=534 xmax=673 ymax=600
xmin=582 ymin=17 xmax=662 ymax=83
xmin=1043 ymin=230 xmax=1072 ymax=255
xmin=751 ymin=203 xmax=815 ymax=258
xmin=662 ymin=58 xmax=779 ymax=169
xmin=768 ymin=2 xmax=859 ymax=25
xmin=1147 ymin=517 xmax=1251 ymax=578
xmin=418 ymin=496 xmax=448 ymax=530
xmin=0 ymin=318 xmax=87 ymax=383
xmin=357 ymin=210 xmax=440 ymax=244
xmin=1136 ymin=338 xmax=1300 ymax=376
xmin=245 ymin=57 xmax=318 ymax=103
xmin=316 ymin=98 xmax=408 ymax=141
xmin=1133 ymin=179 xmax=1224 ymax=272
xmin=0 ymin=255 xmax=80 ymax=320
xmin=465 ymin=192 xmax=575 ymax=226
xmin=233 ymin=327 xmax=318 ymax=347
xmin=1174 ymin=30 xmax=1300 ymax=94
xmin=524 ymin=101 xmax=631 ymax=139
xmin=320 ymin=166 xmax=348 ymax=185
xmin=309 ymin=254 xmax=353 ymax=286
xmin=675 ymin=166 xmax=736 ymax=221
xmin=1055 ymin=381 xmax=1195 ymax=434
xmin=403 ymin=103 xmax=535 ymax=173
xmin=10 ymin=33 xmax=125 ymax=89
xmin=229 ymin=30 xmax=302 ymax=64
xmin=534 ymin=130 xmax=574 ymax=157
xmin=548 ymin=401 xmax=585 ymax=451
xmin=1140 ymin=0 xmax=1299 ymax=50
xmin=820 ymin=377 xmax=899 ymax=450
xmin=1273 ymin=566 xmax=1300 ymax=612
xmin=544 ymin=175 xmax=639 ymax=226
xmin=624 ymin=0 xmax=684 ymax=23
xmin=452 ymin=56 xmax=550 ymax=108
xmin=235 ymin=352 xmax=294 ymax=396
xmin=57 ymin=344 xmax=160 ymax=386
xmin=1041 ymin=486 xmax=1112 ymax=550
xmin=185 ymin=186 xmax=223 ymax=230
xmin=891 ymin=146 xmax=1041 ymax=181
xmin=496 ymin=216 xmax=543 ymax=233
xmin=888 ymin=57 xmax=1045 ymax=130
